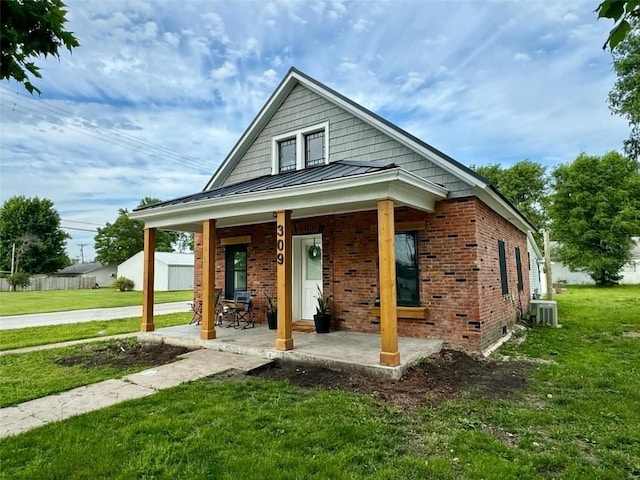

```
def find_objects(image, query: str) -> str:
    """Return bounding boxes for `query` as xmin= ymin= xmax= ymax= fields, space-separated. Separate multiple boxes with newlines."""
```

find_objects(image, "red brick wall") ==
xmin=194 ymin=223 xmax=277 ymax=325
xmin=475 ymin=200 xmax=530 ymax=349
xmin=192 ymin=197 xmax=529 ymax=351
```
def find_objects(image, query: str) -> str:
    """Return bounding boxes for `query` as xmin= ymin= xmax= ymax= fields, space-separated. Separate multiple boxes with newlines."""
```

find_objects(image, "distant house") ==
xmin=117 ymin=252 xmax=194 ymax=292
xmin=551 ymin=237 xmax=640 ymax=285
xmin=55 ymin=262 xmax=117 ymax=287
xmin=527 ymin=233 xmax=545 ymax=297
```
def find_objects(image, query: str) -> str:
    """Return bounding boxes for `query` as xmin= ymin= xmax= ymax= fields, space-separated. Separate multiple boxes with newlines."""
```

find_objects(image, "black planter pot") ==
xmin=313 ymin=313 xmax=331 ymax=333
xmin=267 ymin=311 xmax=277 ymax=330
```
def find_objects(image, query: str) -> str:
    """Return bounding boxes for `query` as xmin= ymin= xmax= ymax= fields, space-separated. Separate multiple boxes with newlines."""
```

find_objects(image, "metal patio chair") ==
xmin=189 ymin=299 xmax=202 ymax=325
xmin=233 ymin=290 xmax=255 ymax=329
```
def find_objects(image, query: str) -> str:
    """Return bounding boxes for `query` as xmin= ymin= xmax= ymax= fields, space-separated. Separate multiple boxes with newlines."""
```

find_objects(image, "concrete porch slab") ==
xmin=139 ymin=324 xmax=443 ymax=380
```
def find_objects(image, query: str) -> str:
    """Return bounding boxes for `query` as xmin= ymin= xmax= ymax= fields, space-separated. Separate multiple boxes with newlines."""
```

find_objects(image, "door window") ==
xmin=225 ymin=245 xmax=247 ymax=299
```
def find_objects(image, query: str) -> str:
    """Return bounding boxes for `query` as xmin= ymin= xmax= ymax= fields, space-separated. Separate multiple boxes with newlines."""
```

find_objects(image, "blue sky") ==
xmin=0 ymin=0 xmax=628 ymax=262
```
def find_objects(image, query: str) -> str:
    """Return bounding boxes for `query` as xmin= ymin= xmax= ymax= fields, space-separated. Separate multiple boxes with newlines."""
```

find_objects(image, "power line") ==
xmin=60 ymin=225 xmax=98 ymax=232
xmin=0 ymin=102 xmax=209 ymax=173
xmin=61 ymin=219 xmax=104 ymax=226
xmin=0 ymin=86 xmax=206 ymax=164
xmin=0 ymin=89 xmax=212 ymax=173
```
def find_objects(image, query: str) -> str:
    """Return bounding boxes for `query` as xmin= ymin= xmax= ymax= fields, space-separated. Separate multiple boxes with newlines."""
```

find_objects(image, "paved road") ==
xmin=0 ymin=301 xmax=191 ymax=330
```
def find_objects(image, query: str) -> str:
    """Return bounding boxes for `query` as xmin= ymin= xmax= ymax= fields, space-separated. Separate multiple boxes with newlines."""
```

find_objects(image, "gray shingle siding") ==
xmin=223 ymin=84 xmax=473 ymax=196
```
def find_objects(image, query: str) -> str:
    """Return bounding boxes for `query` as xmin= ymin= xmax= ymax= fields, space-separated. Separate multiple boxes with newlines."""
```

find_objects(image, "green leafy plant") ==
xmin=7 ymin=272 xmax=30 ymax=290
xmin=264 ymin=290 xmax=277 ymax=314
xmin=315 ymin=285 xmax=332 ymax=315
xmin=111 ymin=276 xmax=134 ymax=292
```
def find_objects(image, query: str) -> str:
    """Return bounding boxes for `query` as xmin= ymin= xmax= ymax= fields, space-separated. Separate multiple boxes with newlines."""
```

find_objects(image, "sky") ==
xmin=0 ymin=0 xmax=629 ymax=263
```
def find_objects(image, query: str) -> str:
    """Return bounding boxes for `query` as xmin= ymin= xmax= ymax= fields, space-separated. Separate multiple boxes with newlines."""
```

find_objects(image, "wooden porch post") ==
xmin=201 ymin=219 xmax=217 ymax=340
xmin=377 ymin=199 xmax=400 ymax=366
xmin=275 ymin=210 xmax=293 ymax=351
xmin=141 ymin=227 xmax=155 ymax=332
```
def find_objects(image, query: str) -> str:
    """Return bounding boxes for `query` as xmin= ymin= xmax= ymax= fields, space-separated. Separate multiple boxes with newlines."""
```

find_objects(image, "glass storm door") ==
xmin=301 ymin=236 xmax=322 ymax=320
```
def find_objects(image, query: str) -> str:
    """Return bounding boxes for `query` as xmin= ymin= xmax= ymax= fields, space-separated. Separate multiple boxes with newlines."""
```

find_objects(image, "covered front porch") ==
xmin=129 ymin=161 xmax=449 ymax=368
xmin=139 ymin=323 xmax=443 ymax=379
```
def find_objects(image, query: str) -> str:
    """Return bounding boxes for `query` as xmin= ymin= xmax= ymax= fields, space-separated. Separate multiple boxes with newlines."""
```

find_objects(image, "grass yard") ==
xmin=0 ymin=289 xmax=192 ymax=316
xmin=0 ymin=285 xmax=638 ymax=479
xmin=0 ymin=312 xmax=191 ymax=351
xmin=0 ymin=339 xmax=189 ymax=407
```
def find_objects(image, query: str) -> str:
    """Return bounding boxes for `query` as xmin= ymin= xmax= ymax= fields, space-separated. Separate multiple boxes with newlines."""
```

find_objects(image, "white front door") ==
xmin=299 ymin=235 xmax=322 ymax=320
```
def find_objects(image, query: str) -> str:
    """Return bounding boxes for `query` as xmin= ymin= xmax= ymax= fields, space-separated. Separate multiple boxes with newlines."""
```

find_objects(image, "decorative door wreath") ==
xmin=307 ymin=244 xmax=322 ymax=260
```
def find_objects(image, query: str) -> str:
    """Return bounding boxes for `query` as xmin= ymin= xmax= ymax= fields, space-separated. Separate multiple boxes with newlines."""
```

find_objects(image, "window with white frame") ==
xmin=278 ymin=138 xmax=296 ymax=172
xmin=272 ymin=122 xmax=329 ymax=174
xmin=305 ymin=130 xmax=325 ymax=167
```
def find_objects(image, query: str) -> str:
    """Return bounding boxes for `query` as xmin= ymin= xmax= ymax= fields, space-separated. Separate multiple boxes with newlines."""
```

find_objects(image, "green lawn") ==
xmin=0 ymin=289 xmax=192 ymax=316
xmin=0 ymin=285 xmax=638 ymax=479
xmin=0 ymin=312 xmax=191 ymax=351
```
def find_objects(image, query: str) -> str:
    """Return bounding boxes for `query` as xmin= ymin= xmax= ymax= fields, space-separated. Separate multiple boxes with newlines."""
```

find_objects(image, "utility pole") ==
xmin=77 ymin=243 xmax=88 ymax=263
xmin=543 ymin=229 xmax=553 ymax=300
xmin=10 ymin=243 xmax=15 ymax=276
xmin=9 ymin=243 xmax=15 ymax=292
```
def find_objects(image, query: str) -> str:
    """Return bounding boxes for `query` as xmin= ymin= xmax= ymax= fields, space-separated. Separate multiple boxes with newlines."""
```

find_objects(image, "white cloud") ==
xmin=210 ymin=61 xmax=237 ymax=81
xmin=353 ymin=19 xmax=372 ymax=32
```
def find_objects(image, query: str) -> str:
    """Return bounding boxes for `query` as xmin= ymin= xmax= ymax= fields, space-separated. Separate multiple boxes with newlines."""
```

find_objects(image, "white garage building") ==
xmin=117 ymin=251 xmax=194 ymax=291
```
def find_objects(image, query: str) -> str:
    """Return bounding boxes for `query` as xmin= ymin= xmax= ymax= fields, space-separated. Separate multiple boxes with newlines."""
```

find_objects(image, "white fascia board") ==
xmin=527 ymin=232 xmax=542 ymax=258
xmin=475 ymin=187 xmax=532 ymax=234
xmin=130 ymin=169 xmax=448 ymax=230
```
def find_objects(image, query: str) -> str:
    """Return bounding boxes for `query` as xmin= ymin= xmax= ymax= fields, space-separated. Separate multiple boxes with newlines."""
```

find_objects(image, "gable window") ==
xmin=272 ymin=122 xmax=329 ymax=174
xmin=278 ymin=138 xmax=296 ymax=172
xmin=225 ymin=245 xmax=247 ymax=299
xmin=396 ymin=232 xmax=419 ymax=306
xmin=515 ymin=246 xmax=524 ymax=292
xmin=305 ymin=130 xmax=325 ymax=167
xmin=498 ymin=240 xmax=508 ymax=295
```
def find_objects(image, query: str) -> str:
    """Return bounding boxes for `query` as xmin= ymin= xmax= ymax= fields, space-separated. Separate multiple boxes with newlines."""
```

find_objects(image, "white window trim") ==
xmin=271 ymin=122 xmax=329 ymax=175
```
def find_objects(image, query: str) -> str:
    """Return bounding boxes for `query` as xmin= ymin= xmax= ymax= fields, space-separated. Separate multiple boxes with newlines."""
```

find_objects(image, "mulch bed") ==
xmin=251 ymin=349 xmax=533 ymax=411
xmin=54 ymin=341 xmax=189 ymax=369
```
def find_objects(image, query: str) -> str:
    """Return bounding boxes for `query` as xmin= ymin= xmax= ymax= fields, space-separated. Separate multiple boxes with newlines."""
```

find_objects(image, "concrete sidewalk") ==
xmin=0 ymin=349 xmax=271 ymax=438
xmin=0 ymin=301 xmax=191 ymax=330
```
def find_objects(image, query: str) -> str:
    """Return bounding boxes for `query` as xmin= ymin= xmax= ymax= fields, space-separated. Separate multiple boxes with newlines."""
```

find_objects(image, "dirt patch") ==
xmin=251 ymin=349 xmax=533 ymax=412
xmin=54 ymin=341 xmax=190 ymax=369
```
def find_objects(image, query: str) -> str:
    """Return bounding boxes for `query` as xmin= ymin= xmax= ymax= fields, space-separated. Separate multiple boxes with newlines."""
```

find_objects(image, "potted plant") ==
xmin=313 ymin=285 xmax=332 ymax=333
xmin=265 ymin=291 xmax=277 ymax=330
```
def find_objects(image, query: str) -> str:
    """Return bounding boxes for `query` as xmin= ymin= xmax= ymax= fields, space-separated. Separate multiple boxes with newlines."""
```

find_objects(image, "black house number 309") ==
xmin=276 ymin=224 xmax=284 ymax=264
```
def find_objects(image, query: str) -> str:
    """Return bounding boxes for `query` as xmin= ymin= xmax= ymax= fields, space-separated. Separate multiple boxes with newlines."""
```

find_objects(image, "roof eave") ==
xmin=130 ymin=169 xmax=448 ymax=231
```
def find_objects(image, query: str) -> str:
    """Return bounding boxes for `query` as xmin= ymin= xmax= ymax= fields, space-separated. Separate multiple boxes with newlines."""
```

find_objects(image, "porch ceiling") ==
xmin=129 ymin=168 xmax=448 ymax=232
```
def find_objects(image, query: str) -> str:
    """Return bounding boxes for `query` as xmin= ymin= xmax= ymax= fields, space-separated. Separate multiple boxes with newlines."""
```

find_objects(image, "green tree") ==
xmin=0 ymin=195 xmax=70 ymax=274
xmin=597 ymin=0 xmax=640 ymax=50
xmin=609 ymin=22 xmax=640 ymax=160
xmin=94 ymin=198 xmax=176 ymax=265
xmin=476 ymin=160 xmax=548 ymax=231
xmin=549 ymin=151 xmax=640 ymax=285
xmin=1 ymin=0 xmax=80 ymax=94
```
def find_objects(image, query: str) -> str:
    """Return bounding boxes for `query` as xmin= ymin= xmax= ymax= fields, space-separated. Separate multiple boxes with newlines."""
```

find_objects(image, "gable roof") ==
xmin=205 ymin=67 xmax=535 ymax=232
xmin=207 ymin=67 xmax=485 ymax=190
xmin=155 ymin=252 xmax=194 ymax=266
xmin=56 ymin=262 xmax=112 ymax=275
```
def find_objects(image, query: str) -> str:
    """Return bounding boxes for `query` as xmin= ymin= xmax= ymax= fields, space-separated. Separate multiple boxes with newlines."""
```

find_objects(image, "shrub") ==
xmin=7 ymin=272 xmax=30 ymax=291
xmin=111 ymin=276 xmax=134 ymax=292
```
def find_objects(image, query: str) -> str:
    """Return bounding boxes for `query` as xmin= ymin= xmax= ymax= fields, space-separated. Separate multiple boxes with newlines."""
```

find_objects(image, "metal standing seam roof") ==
xmin=134 ymin=160 xmax=402 ymax=212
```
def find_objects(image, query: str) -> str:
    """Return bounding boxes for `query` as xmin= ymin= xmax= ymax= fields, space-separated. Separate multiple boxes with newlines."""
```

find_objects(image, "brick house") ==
xmin=130 ymin=68 xmax=535 ymax=366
